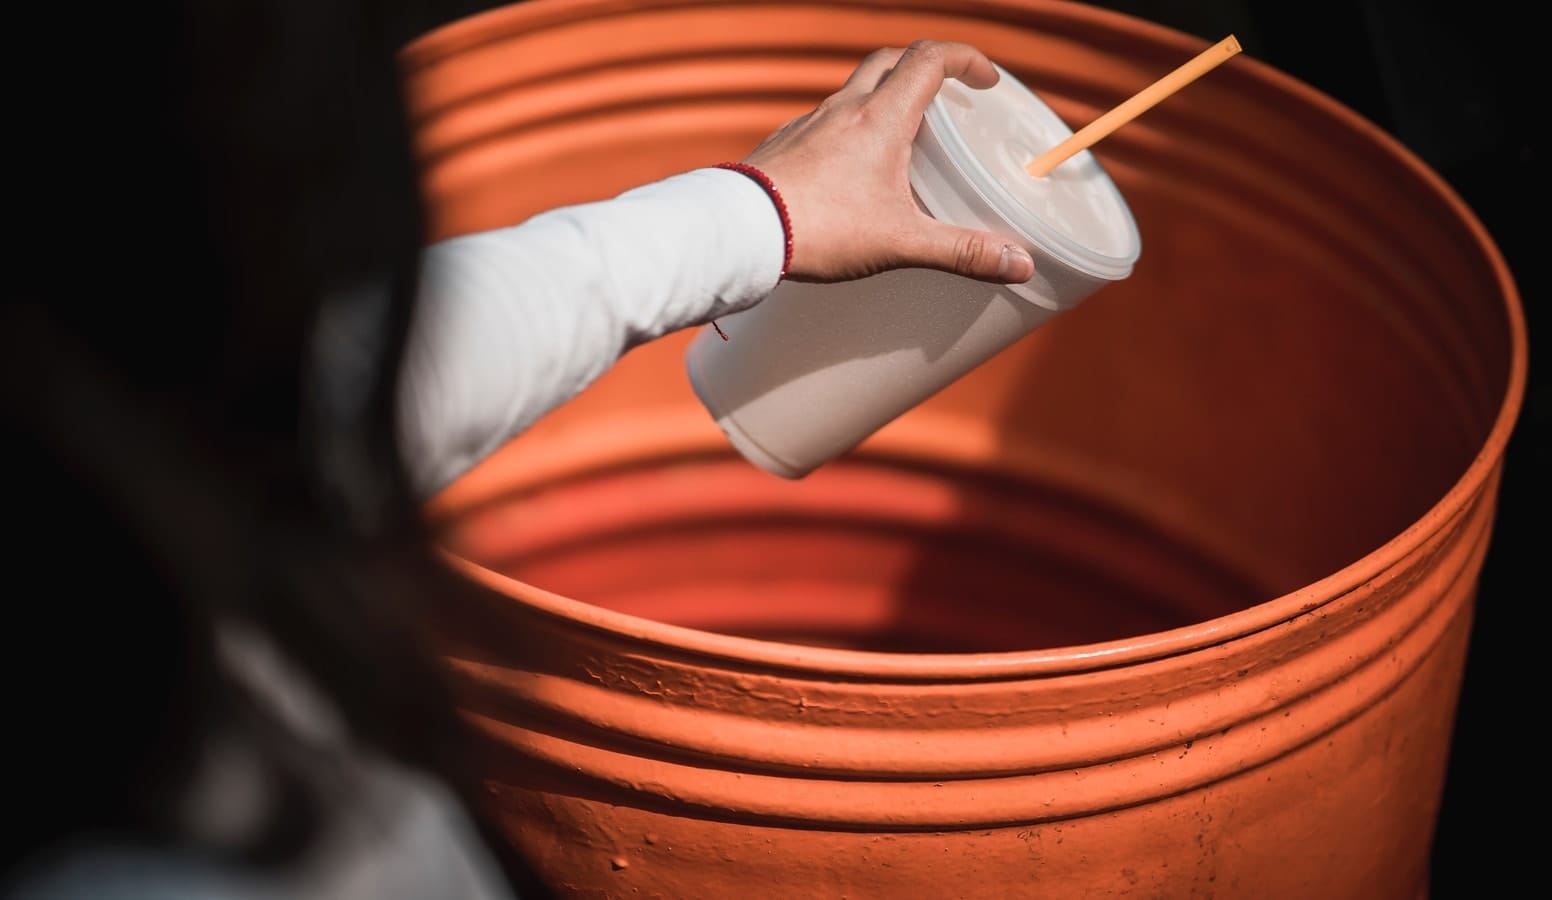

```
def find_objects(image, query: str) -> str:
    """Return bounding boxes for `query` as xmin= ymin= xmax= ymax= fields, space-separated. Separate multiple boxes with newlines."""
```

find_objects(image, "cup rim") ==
xmin=921 ymin=63 xmax=1142 ymax=281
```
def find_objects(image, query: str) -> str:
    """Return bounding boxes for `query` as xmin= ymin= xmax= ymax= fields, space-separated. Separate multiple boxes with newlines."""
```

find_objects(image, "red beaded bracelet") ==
xmin=715 ymin=161 xmax=794 ymax=281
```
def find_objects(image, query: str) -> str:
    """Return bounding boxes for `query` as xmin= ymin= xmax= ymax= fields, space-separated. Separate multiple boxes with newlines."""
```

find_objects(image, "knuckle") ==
xmin=954 ymin=234 xmax=985 ymax=273
xmin=814 ymin=98 xmax=862 ymax=131
xmin=907 ymin=38 xmax=941 ymax=59
xmin=851 ymin=101 xmax=883 ymax=127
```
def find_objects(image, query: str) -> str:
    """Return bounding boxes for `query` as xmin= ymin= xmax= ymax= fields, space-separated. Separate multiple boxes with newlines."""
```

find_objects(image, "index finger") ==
xmin=870 ymin=40 xmax=1000 ymax=123
xmin=839 ymin=46 xmax=906 ymax=93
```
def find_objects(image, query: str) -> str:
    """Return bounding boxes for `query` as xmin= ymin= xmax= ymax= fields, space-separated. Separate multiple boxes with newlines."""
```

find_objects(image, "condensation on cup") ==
xmin=687 ymin=64 xmax=1143 ymax=479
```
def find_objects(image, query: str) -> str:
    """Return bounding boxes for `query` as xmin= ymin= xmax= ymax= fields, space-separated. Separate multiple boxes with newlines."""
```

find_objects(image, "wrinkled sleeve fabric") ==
xmin=398 ymin=167 xmax=785 ymax=498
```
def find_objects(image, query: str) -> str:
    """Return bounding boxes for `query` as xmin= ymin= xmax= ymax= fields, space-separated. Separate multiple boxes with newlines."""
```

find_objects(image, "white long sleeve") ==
xmin=398 ymin=167 xmax=785 ymax=497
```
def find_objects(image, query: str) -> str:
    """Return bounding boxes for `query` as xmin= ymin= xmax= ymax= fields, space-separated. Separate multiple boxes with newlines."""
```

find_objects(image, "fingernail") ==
xmin=999 ymin=244 xmax=1034 ymax=282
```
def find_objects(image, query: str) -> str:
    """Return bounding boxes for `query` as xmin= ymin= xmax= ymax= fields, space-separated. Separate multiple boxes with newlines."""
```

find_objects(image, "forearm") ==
xmin=398 ymin=167 xmax=784 ymax=498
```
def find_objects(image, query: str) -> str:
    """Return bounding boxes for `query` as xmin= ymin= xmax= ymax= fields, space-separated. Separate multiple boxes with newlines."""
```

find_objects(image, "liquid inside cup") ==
xmin=931 ymin=70 xmax=1139 ymax=275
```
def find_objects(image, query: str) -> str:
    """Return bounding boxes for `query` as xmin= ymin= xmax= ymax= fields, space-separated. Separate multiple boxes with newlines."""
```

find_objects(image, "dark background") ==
xmin=395 ymin=1 xmax=1541 ymax=895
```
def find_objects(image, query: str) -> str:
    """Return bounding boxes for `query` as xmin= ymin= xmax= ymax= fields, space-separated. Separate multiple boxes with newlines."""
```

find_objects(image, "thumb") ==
xmin=910 ymin=226 xmax=1034 ymax=284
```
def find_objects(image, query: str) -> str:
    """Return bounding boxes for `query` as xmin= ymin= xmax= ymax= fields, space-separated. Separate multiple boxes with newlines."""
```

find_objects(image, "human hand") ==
xmin=742 ymin=40 xmax=1035 ymax=285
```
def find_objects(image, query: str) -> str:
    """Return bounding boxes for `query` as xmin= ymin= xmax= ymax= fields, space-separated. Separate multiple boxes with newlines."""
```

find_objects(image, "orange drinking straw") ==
xmin=1025 ymin=34 xmax=1242 ymax=177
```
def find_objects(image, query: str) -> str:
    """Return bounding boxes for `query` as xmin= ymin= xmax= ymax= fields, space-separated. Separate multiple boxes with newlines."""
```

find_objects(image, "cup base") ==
xmin=687 ymin=338 xmax=808 ymax=480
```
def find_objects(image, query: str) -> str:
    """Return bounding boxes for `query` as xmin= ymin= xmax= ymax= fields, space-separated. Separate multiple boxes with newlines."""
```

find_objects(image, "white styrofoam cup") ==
xmin=687 ymin=64 xmax=1142 ymax=478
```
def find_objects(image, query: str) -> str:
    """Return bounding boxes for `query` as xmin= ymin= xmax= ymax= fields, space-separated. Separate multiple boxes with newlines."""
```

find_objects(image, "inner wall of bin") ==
xmin=456 ymin=456 xmax=1279 ymax=652
xmin=419 ymin=14 xmax=1515 ymax=650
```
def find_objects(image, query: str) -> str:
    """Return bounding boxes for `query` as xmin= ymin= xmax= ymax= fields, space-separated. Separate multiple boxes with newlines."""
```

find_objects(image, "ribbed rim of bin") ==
xmin=412 ymin=0 xmax=1528 ymax=680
